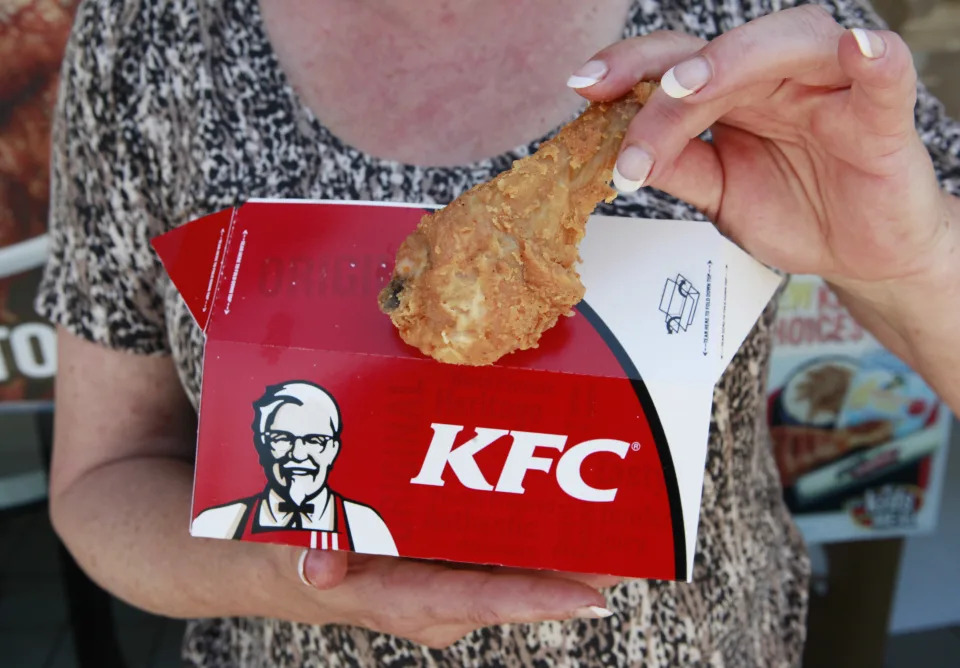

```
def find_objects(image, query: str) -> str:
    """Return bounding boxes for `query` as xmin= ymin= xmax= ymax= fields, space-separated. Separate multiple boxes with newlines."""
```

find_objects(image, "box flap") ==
xmin=152 ymin=201 xmax=781 ymax=392
xmin=577 ymin=217 xmax=782 ymax=568
xmin=150 ymin=207 xmax=237 ymax=331
xmin=163 ymin=200 xmax=703 ymax=380
xmin=717 ymin=238 xmax=785 ymax=371
xmin=577 ymin=215 xmax=782 ymax=387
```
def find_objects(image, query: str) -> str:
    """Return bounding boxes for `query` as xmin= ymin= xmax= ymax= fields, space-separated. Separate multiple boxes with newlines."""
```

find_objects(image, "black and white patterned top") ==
xmin=36 ymin=0 xmax=960 ymax=666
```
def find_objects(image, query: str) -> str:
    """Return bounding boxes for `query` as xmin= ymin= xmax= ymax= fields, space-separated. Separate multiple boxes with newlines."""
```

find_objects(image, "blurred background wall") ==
xmin=875 ymin=0 xmax=960 ymax=117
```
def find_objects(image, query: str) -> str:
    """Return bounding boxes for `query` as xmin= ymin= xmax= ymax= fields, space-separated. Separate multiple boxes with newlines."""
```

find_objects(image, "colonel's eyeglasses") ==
xmin=263 ymin=431 xmax=335 ymax=450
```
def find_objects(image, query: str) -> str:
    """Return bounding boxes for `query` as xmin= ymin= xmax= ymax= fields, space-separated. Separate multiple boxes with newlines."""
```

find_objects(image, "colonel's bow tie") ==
xmin=278 ymin=501 xmax=315 ymax=515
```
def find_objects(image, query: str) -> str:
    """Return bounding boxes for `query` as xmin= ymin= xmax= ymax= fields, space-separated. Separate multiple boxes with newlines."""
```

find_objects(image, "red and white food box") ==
xmin=151 ymin=199 xmax=782 ymax=582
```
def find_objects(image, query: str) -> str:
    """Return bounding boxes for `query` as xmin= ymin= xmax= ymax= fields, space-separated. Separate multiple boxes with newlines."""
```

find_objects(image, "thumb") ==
xmin=300 ymin=548 xmax=349 ymax=589
xmin=839 ymin=28 xmax=917 ymax=138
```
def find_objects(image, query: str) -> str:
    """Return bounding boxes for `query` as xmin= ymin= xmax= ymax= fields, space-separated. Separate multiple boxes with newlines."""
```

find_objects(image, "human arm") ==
xmin=568 ymin=2 xmax=960 ymax=411
xmin=48 ymin=328 xmax=276 ymax=619
xmin=822 ymin=192 xmax=960 ymax=413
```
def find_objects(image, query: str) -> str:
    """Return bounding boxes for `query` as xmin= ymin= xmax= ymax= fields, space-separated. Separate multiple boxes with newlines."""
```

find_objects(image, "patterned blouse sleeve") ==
xmin=914 ymin=74 xmax=960 ymax=199
xmin=34 ymin=0 xmax=171 ymax=354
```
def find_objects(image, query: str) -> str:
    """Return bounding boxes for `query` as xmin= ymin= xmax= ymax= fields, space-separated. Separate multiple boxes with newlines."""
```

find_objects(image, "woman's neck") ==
xmin=258 ymin=0 xmax=632 ymax=166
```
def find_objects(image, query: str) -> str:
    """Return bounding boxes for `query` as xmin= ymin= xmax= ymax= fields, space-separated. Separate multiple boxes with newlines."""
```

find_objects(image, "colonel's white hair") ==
xmin=254 ymin=381 xmax=341 ymax=437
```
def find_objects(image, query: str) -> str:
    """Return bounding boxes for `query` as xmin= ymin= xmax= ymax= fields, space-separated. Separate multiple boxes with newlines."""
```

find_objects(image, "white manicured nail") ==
xmin=575 ymin=605 xmax=615 ymax=619
xmin=613 ymin=145 xmax=653 ymax=193
xmin=851 ymin=28 xmax=885 ymax=59
xmin=297 ymin=549 xmax=311 ymax=586
xmin=661 ymin=56 xmax=712 ymax=99
xmin=567 ymin=60 xmax=608 ymax=88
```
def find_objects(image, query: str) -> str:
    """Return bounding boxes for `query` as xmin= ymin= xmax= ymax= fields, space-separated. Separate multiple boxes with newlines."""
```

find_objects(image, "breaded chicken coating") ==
xmin=379 ymin=82 xmax=658 ymax=365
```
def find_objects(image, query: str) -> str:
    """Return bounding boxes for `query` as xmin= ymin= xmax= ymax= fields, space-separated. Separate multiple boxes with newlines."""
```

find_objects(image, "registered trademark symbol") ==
xmin=631 ymin=442 xmax=641 ymax=451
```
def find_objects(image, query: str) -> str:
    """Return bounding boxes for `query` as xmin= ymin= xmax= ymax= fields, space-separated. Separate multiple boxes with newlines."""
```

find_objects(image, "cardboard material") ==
xmin=152 ymin=199 xmax=782 ymax=581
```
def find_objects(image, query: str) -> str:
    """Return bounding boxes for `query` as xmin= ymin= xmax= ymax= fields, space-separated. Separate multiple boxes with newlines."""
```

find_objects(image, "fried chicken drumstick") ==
xmin=378 ymin=82 xmax=658 ymax=365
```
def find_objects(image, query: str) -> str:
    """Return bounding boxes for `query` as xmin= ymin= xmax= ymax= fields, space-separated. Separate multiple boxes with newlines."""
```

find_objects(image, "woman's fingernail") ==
xmin=574 ymin=605 xmax=615 ymax=619
xmin=661 ymin=56 xmax=712 ymax=99
xmin=613 ymin=145 xmax=653 ymax=193
xmin=851 ymin=28 xmax=885 ymax=59
xmin=297 ymin=549 xmax=311 ymax=586
xmin=567 ymin=60 xmax=608 ymax=88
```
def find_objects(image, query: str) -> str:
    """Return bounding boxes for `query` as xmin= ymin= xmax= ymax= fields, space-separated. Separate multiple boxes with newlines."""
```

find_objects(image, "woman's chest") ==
xmin=257 ymin=0 xmax=633 ymax=165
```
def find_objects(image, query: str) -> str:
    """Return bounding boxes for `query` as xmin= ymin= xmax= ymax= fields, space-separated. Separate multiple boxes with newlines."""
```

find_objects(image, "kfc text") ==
xmin=0 ymin=323 xmax=57 ymax=382
xmin=410 ymin=423 xmax=636 ymax=502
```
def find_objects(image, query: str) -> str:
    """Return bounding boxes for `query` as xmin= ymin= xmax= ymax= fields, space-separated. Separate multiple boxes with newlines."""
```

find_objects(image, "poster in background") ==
xmin=0 ymin=0 xmax=80 ymax=411
xmin=767 ymin=275 xmax=952 ymax=543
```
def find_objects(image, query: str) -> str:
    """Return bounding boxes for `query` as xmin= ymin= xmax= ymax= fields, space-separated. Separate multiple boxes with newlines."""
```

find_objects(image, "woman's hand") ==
xmin=571 ymin=6 xmax=952 ymax=284
xmin=568 ymin=6 xmax=960 ymax=409
xmin=267 ymin=549 xmax=618 ymax=649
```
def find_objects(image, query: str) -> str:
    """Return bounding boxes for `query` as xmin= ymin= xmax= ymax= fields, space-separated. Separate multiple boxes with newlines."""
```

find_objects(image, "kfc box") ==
xmin=151 ymin=199 xmax=782 ymax=581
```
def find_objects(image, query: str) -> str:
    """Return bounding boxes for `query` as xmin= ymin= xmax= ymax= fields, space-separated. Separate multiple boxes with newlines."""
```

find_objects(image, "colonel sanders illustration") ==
xmin=191 ymin=381 xmax=397 ymax=556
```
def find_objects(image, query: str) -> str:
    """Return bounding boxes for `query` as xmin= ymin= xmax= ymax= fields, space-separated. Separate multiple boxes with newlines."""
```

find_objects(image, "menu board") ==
xmin=767 ymin=275 xmax=952 ymax=542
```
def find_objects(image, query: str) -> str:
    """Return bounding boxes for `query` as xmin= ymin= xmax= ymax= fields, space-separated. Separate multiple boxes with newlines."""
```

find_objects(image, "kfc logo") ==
xmin=411 ymin=424 xmax=633 ymax=502
xmin=192 ymin=381 xmax=397 ymax=556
